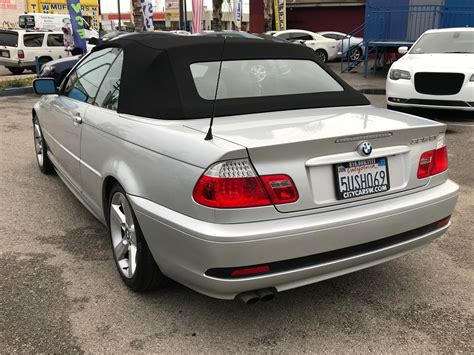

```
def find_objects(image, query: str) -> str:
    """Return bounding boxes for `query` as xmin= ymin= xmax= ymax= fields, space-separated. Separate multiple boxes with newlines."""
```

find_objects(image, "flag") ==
xmin=192 ymin=0 xmax=204 ymax=33
xmin=66 ymin=0 xmax=87 ymax=54
xmin=141 ymin=0 xmax=154 ymax=32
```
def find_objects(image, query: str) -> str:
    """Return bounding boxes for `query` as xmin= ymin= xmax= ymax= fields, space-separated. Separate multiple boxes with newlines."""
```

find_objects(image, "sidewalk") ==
xmin=326 ymin=61 xmax=387 ymax=94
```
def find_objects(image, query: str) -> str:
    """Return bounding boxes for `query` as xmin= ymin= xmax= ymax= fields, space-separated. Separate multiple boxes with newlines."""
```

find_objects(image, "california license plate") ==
xmin=1 ymin=51 xmax=9 ymax=58
xmin=335 ymin=157 xmax=390 ymax=200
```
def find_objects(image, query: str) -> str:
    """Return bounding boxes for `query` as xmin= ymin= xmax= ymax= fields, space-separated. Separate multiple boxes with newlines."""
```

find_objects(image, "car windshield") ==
xmin=0 ymin=31 xmax=18 ymax=47
xmin=411 ymin=31 xmax=474 ymax=54
xmin=191 ymin=59 xmax=343 ymax=100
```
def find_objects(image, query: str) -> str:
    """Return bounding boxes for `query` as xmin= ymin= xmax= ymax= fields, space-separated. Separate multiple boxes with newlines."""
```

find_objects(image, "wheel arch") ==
xmin=102 ymin=175 xmax=120 ymax=224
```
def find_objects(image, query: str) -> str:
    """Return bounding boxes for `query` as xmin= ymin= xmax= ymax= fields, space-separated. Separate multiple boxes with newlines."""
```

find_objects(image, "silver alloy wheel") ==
xmin=110 ymin=192 xmax=137 ymax=279
xmin=349 ymin=48 xmax=361 ymax=61
xmin=33 ymin=119 xmax=44 ymax=167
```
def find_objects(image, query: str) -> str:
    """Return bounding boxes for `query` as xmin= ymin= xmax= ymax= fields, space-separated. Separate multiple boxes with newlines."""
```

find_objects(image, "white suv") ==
xmin=0 ymin=29 xmax=76 ymax=75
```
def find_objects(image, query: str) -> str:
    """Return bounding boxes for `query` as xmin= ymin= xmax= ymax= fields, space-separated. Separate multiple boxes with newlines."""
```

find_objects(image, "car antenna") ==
xmin=205 ymin=37 xmax=226 ymax=141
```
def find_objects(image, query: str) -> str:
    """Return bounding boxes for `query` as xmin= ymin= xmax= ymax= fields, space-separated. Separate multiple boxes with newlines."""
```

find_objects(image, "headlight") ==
xmin=470 ymin=74 xmax=474 ymax=82
xmin=390 ymin=69 xmax=411 ymax=80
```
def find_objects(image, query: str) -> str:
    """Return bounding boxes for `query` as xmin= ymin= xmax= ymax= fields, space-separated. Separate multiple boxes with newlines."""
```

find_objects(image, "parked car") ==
xmin=387 ymin=28 xmax=474 ymax=112
xmin=38 ymin=55 xmax=81 ymax=87
xmin=0 ymin=29 xmax=92 ymax=75
xmin=272 ymin=29 xmax=338 ymax=62
xmin=169 ymin=30 xmax=191 ymax=36
xmin=318 ymin=31 xmax=365 ymax=61
xmin=32 ymin=34 xmax=458 ymax=303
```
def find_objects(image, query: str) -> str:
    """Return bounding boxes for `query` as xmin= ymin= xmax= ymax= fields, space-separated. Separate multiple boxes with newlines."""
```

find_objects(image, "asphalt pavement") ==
xmin=0 ymin=94 xmax=472 ymax=353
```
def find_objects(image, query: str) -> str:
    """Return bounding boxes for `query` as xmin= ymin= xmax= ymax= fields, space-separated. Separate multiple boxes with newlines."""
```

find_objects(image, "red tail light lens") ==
xmin=436 ymin=216 xmax=451 ymax=228
xmin=193 ymin=159 xmax=299 ymax=208
xmin=260 ymin=174 xmax=299 ymax=204
xmin=193 ymin=159 xmax=272 ymax=208
xmin=17 ymin=50 xmax=25 ymax=59
xmin=431 ymin=146 xmax=448 ymax=175
xmin=417 ymin=146 xmax=448 ymax=179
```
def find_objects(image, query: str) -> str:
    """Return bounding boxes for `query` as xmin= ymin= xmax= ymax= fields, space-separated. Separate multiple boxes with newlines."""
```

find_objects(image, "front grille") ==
xmin=205 ymin=219 xmax=448 ymax=279
xmin=415 ymin=72 xmax=464 ymax=95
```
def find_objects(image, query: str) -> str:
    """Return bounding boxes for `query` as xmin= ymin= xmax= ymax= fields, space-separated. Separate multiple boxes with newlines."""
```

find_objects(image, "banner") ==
xmin=192 ymin=0 xmax=203 ymax=33
xmin=234 ymin=0 xmax=242 ymax=23
xmin=66 ymin=0 xmax=87 ymax=54
xmin=141 ymin=0 xmax=154 ymax=32
xmin=274 ymin=0 xmax=286 ymax=31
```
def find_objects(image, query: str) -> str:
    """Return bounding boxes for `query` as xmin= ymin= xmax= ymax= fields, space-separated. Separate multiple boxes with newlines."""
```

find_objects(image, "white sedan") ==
xmin=318 ymin=31 xmax=364 ymax=61
xmin=273 ymin=29 xmax=338 ymax=62
xmin=386 ymin=27 xmax=474 ymax=112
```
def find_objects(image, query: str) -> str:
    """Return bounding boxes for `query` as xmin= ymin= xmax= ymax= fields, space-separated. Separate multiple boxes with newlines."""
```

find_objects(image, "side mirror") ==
xmin=33 ymin=78 xmax=57 ymax=95
xmin=398 ymin=46 xmax=408 ymax=54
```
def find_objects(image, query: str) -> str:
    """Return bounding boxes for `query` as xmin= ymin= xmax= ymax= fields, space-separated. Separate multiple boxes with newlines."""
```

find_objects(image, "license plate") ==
xmin=334 ymin=157 xmax=390 ymax=200
xmin=1 ymin=51 xmax=9 ymax=58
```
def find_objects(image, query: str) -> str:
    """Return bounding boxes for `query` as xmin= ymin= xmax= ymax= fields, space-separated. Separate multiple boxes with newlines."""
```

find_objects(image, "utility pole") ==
xmin=117 ymin=0 xmax=122 ymax=30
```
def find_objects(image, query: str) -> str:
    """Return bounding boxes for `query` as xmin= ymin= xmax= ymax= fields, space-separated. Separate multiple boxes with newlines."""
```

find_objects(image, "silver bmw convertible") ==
xmin=32 ymin=33 xmax=459 ymax=303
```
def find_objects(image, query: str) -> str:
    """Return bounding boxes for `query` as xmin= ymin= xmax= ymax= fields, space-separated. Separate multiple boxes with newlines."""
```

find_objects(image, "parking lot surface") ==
xmin=0 ymin=94 xmax=472 ymax=353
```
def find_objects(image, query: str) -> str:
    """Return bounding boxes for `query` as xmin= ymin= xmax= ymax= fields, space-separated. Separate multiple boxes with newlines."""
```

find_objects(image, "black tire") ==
xmin=33 ymin=115 xmax=55 ymax=175
xmin=107 ymin=183 xmax=167 ymax=291
xmin=315 ymin=49 xmax=328 ymax=63
xmin=7 ymin=67 xmax=24 ymax=75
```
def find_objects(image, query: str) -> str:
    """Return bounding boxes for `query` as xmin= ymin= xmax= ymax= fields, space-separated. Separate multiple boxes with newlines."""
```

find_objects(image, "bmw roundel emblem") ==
xmin=358 ymin=141 xmax=373 ymax=156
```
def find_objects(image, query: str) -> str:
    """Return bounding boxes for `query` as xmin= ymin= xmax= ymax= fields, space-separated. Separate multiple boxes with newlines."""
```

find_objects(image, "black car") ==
xmin=38 ymin=55 xmax=81 ymax=87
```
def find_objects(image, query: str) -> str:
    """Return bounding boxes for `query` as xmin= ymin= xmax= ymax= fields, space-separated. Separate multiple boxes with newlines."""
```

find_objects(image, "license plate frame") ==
xmin=334 ymin=157 xmax=390 ymax=200
xmin=1 ymin=51 xmax=10 ymax=58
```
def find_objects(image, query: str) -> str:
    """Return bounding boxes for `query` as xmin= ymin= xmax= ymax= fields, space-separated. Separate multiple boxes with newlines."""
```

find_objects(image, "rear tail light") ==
xmin=17 ymin=50 xmax=24 ymax=59
xmin=417 ymin=146 xmax=448 ymax=179
xmin=193 ymin=159 xmax=298 ymax=208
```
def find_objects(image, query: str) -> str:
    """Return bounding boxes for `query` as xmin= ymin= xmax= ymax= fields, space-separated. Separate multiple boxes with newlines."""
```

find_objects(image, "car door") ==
xmin=44 ymin=47 xmax=119 ymax=192
xmin=46 ymin=33 xmax=65 ymax=60
xmin=80 ymin=48 xmax=124 ymax=217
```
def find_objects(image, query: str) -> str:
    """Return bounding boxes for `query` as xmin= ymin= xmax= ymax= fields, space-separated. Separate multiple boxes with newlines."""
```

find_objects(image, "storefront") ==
xmin=26 ymin=0 xmax=100 ymax=30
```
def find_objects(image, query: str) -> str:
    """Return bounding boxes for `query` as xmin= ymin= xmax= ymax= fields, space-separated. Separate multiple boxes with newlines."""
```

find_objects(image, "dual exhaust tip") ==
xmin=235 ymin=288 xmax=277 ymax=304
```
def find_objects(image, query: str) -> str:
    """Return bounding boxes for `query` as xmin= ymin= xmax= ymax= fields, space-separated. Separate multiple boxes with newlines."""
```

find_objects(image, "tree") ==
xmin=212 ymin=0 xmax=223 ymax=31
xmin=263 ymin=0 xmax=273 ymax=32
xmin=131 ymin=0 xmax=144 ymax=32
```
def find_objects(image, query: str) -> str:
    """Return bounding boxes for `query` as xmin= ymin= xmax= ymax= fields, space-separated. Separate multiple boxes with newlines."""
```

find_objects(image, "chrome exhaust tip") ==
xmin=256 ymin=288 xmax=277 ymax=302
xmin=235 ymin=291 xmax=260 ymax=304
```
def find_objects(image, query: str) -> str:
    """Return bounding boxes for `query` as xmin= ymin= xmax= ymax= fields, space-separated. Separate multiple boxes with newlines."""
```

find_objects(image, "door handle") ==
xmin=72 ymin=114 xmax=82 ymax=125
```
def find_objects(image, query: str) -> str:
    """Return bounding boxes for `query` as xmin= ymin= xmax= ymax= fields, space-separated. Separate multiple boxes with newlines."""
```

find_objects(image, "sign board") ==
xmin=274 ymin=0 xmax=286 ymax=31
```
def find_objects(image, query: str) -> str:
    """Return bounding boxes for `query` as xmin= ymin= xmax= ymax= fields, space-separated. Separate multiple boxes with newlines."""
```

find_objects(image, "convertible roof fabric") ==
xmin=94 ymin=33 xmax=369 ymax=119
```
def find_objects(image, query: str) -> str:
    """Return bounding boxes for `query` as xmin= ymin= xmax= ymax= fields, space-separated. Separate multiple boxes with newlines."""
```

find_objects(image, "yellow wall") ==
xmin=26 ymin=0 xmax=100 ymax=29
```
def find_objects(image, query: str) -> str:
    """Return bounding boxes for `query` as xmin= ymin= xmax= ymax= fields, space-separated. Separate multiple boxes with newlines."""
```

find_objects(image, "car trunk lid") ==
xmin=185 ymin=105 xmax=446 ymax=213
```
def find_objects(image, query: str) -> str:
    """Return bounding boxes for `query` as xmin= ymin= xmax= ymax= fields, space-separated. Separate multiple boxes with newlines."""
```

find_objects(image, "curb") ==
xmin=0 ymin=86 xmax=34 ymax=97
xmin=358 ymin=88 xmax=386 ymax=95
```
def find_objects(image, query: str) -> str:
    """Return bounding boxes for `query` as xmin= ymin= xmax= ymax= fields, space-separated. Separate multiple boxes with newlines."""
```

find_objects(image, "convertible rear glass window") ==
xmin=190 ymin=59 xmax=343 ymax=100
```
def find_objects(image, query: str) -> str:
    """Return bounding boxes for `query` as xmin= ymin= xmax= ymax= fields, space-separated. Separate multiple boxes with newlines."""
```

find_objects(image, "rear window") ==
xmin=190 ymin=59 xmax=343 ymax=100
xmin=23 ymin=34 xmax=44 ymax=47
xmin=0 ymin=31 xmax=18 ymax=47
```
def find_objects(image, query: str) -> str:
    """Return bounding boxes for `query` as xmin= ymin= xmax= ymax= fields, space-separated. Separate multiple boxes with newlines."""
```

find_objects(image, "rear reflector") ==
xmin=417 ymin=146 xmax=448 ymax=179
xmin=193 ymin=159 xmax=298 ymax=208
xmin=436 ymin=216 xmax=451 ymax=228
xmin=230 ymin=265 xmax=270 ymax=277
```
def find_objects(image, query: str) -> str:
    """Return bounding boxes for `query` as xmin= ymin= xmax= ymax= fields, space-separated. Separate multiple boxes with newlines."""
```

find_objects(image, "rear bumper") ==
xmin=0 ymin=59 xmax=35 ymax=68
xmin=130 ymin=179 xmax=459 ymax=299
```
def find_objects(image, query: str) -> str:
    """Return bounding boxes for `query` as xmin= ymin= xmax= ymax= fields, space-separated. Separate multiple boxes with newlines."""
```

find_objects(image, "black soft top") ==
xmin=93 ymin=33 xmax=369 ymax=119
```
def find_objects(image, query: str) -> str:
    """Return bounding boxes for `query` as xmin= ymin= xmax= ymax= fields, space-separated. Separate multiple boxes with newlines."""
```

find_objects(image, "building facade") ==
xmin=0 ymin=0 xmax=27 ymax=28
